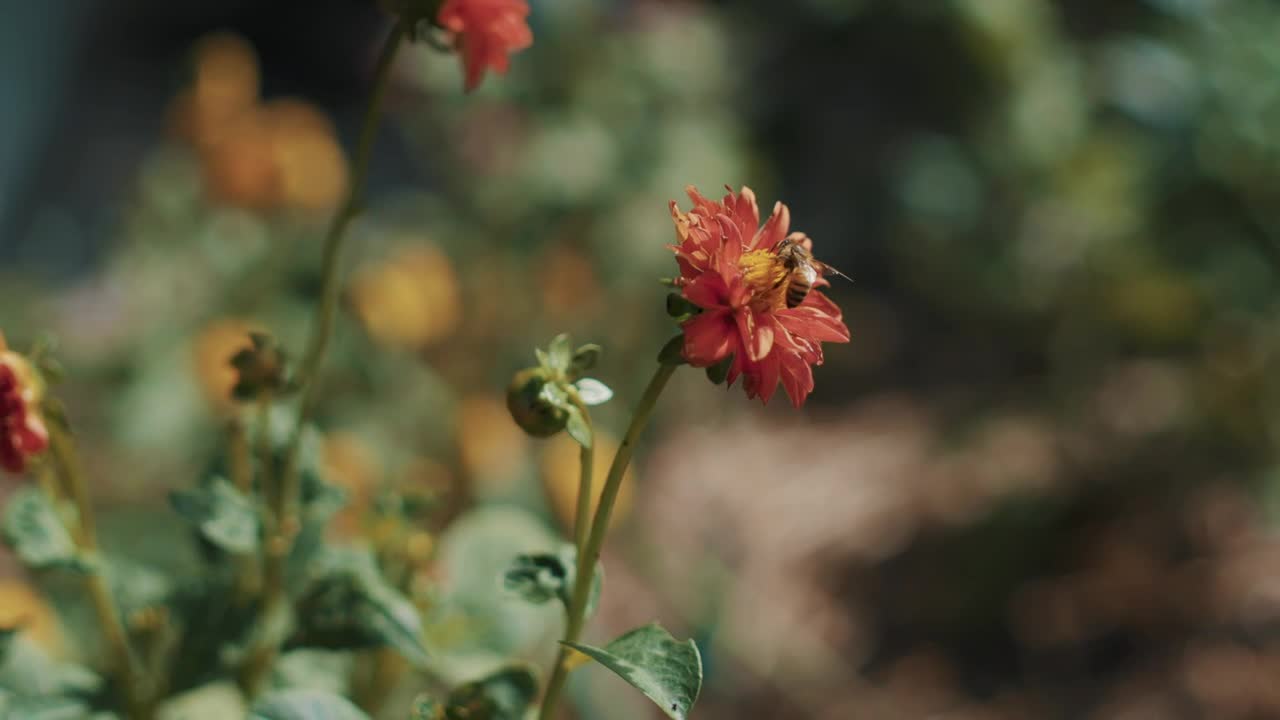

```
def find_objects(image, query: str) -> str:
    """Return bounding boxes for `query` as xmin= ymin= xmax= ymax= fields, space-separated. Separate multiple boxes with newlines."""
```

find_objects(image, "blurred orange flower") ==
xmin=0 ymin=580 xmax=64 ymax=656
xmin=349 ymin=245 xmax=461 ymax=349
xmin=437 ymin=0 xmax=533 ymax=92
xmin=0 ymin=334 xmax=48 ymax=474
xmin=456 ymin=394 xmax=527 ymax=487
xmin=262 ymin=99 xmax=349 ymax=211
xmin=323 ymin=432 xmax=383 ymax=537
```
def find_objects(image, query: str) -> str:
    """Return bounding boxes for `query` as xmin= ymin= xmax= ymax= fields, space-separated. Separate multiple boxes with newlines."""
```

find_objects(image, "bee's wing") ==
xmin=816 ymin=261 xmax=852 ymax=283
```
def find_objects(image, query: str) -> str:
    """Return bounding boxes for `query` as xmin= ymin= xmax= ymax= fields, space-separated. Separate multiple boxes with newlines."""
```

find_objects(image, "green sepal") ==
xmin=547 ymin=334 xmax=573 ymax=373
xmin=665 ymin=292 xmax=700 ymax=321
xmin=569 ymin=344 xmax=602 ymax=378
xmin=573 ymin=378 xmax=613 ymax=406
xmin=564 ymin=405 xmax=592 ymax=449
xmin=705 ymin=354 xmax=733 ymax=385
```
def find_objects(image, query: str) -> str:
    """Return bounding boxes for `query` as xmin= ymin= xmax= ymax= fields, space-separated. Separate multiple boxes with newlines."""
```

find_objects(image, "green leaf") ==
xmin=1 ymin=488 xmax=83 ymax=571
xmin=0 ymin=629 xmax=101 ymax=698
xmin=502 ymin=545 xmax=602 ymax=620
xmin=0 ymin=694 xmax=90 ymax=720
xmin=249 ymin=688 xmax=369 ymax=720
xmin=564 ymin=405 xmax=592 ymax=449
xmin=574 ymin=378 xmax=613 ymax=406
xmin=169 ymin=477 xmax=260 ymax=555
xmin=657 ymin=335 xmax=687 ymax=366
xmin=565 ymin=623 xmax=702 ymax=720
xmin=293 ymin=548 xmax=429 ymax=667
xmin=569 ymin=344 xmax=602 ymax=378
xmin=533 ymin=348 xmax=552 ymax=370
xmin=547 ymin=334 xmax=572 ymax=372
xmin=445 ymin=665 xmax=539 ymax=720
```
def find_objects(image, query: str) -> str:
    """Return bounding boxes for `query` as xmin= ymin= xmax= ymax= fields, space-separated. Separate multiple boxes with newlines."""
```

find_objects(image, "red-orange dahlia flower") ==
xmin=669 ymin=186 xmax=850 ymax=407
xmin=437 ymin=0 xmax=533 ymax=92
xmin=0 ymin=336 xmax=48 ymax=474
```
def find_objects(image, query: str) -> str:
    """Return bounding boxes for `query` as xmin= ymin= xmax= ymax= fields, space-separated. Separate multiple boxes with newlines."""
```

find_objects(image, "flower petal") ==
xmin=683 ymin=273 xmax=730 ymax=310
xmin=779 ymin=353 xmax=815 ymax=407
xmin=754 ymin=351 xmax=782 ymax=405
xmin=682 ymin=310 xmax=737 ymax=367
xmin=754 ymin=201 xmax=791 ymax=251
xmin=778 ymin=306 xmax=851 ymax=343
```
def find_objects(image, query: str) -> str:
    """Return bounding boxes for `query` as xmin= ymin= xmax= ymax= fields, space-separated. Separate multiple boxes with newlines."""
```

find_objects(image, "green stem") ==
xmin=538 ymin=362 xmax=678 ymax=720
xmin=47 ymin=422 xmax=150 ymax=719
xmin=239 ymin=18 xmax=407 ymax=698
xmin=568 ymin=394 xmax=594 ymax=554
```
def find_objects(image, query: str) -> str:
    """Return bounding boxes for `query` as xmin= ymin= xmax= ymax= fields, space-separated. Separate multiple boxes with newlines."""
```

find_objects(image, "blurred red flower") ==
xmin=438 ymin=0 xmax=533 ymax=92
xmin=669 ymin=186 xmax=850 ymax=407
xmin=0 ymin=339 xmax=48 ymax=474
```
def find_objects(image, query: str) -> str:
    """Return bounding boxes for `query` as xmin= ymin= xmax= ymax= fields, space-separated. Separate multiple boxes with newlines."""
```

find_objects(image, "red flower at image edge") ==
xmin=437 ymin=0 xmax=533 ymax=92
xmin=669 ymin=186 xmax=850 ymax=407
xmin=0 ymin=341 xmax=47 ymax=474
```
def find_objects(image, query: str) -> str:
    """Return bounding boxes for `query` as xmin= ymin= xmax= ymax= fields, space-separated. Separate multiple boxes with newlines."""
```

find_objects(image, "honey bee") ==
xmin=773 ymin=235 xmax=850 ymax=308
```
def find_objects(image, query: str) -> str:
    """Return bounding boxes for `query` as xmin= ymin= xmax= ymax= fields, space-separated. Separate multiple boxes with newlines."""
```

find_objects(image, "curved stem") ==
xmin=47 ymin=422 xmax=149 ymax=719
xmin=239 ymin=18 xmax=407 ymax=698
xmin=538 ymin=363 xmax=678 ymax=720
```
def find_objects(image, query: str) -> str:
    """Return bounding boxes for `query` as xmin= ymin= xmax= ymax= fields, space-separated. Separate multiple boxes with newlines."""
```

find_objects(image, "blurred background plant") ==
xmin=5 ymin=0 xmax=1280 ymax=718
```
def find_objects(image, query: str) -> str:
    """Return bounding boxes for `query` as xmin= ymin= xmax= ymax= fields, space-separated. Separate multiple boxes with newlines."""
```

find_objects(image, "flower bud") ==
xmin=506 ymin=368 xmax=569 ymax=438
xmin=229 ymin=332 xmax=292 ymax=401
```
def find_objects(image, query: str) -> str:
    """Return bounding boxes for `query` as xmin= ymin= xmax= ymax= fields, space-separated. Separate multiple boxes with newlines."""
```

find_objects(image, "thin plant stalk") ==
xmin=538 ymin=362 xmax=678 ymax=720
xmin=47 ymin=422 xmax=149 ymax=719
xmin=239 ymin=18 xmax=407 ymax=697
xmin=228 ymin=412 xmax=260 ymax=603
xmin=568 ymin=394 xmax=595 ymax=554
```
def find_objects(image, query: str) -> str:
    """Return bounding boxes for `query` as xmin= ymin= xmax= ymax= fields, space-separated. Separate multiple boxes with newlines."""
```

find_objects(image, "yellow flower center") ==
xmin=738 ymin=248 xmax=789 ymax=311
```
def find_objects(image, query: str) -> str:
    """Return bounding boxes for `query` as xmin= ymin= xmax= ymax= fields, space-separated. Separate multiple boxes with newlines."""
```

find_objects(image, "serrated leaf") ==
xmin=502 ymin=545 xmax=602 ymax=620
xmin=574 ymin=378 xmax=613 ymax=406
xmin=1 ymin=488 xmax=82 ymax=571
xmin=169 ymin=477 xmax=260 ymax=554
xmin=249 ymin=688 xmax=369 ymax=720
xmin=564 ymin=406 xmax=592 ymax=449
xmin=293 ymin=549 xmax=428 ymax=667
xmin=547 ymin=334 xmax=572 ymax=372
xmin=565 ymin=623 xmax=702 ymax=720
xmin=445 ymin=665 xmax=539 ymax=720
